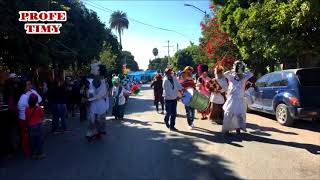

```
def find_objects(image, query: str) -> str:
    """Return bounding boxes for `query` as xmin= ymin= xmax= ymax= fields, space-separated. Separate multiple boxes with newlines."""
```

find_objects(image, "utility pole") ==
xmin=177 ymin=43 xmax=179 ymax=52
xmin=163 ymin=40 xmax=173 ymax=66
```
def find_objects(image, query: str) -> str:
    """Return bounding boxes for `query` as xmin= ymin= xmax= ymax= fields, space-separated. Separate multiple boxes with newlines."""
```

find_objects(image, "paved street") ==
xmin=1 ymin=84 xmax=320 ymax=180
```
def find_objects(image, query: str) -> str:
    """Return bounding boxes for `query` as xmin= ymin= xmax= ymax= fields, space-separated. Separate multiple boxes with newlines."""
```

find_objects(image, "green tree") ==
xmin=148 ymin=57 xmax=168 ymax=72
xmin=172 ymin=44 xmax=209 ymax=70
xmin=213 ymin=0 xmax=320 ymax=70
xmin=122 ymin=51 xmax=139 ymax=71
xmin=173 ymin=49 xmax=195 ymax=71
xmin=109 ymin=11 xmax=129 ymax=49
xmin=0 ymin=0 xmax=121 ymax=75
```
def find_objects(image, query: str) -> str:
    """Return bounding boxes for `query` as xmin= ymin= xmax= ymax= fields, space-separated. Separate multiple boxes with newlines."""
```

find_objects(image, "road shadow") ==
xmin=122 ymin=97 xmax=156 ymax=115
xmin=248 ymin=111 xmax=320 ymax=132
xmin=246 ymin=123 xmax=298 ymax=136
xmin=177 ymin=126 xmax=320 ymax=155
xmin=0 ymin=117 xmax=241 ymax=180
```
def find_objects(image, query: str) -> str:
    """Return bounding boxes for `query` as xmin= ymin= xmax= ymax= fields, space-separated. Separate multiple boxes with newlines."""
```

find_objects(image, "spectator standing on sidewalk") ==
xmin=151 ymin=73 xmax=164 ymax=114
xmin=25 ymin=94 xmax=46 ymax=160
xmin=163 ymin=68 xmax=183 ymax=131
xmin=79 ymin=77 xmax=89 ymax=122
xmin=47 ymin=80 xmax=70 ymax=134
xmin=18 ymin=80 xmax=42 ymax=157
xmin=3 ymin=74 xmax=22 ymax=157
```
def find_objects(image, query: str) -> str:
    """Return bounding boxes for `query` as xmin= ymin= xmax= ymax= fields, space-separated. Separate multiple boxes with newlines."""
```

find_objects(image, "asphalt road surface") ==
xmin=1 ymin=84 xmax=320 ymax=180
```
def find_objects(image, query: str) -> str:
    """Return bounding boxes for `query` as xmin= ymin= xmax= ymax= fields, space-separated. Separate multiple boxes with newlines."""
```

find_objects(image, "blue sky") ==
xmin=82 ymin=0 xmax=212 ymax=69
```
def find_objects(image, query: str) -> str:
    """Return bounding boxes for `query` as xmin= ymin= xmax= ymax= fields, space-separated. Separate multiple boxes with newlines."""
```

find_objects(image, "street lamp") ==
xmin=184 ymin=3 xmax=207 ymax=16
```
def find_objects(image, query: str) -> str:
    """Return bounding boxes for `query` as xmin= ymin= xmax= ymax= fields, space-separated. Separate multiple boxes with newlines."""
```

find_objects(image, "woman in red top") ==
xmin=25 ymin=93 xmax=46 ymax=159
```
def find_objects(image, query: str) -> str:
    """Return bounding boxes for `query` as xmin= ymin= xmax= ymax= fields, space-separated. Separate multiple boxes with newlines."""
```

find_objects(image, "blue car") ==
xmin=245 ymin=68 xmax=320 ymax=126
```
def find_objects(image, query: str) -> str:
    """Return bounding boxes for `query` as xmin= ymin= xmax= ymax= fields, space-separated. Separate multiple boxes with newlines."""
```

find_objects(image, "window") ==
xmin=267 ymin=73 xmax=289 ymax=87
xmin=279 ymin=73 xmax=289 ymax=86
xmin=256 ymin=74 xmax=270 ymax=87
xmin=297 ymin=69 xmax=320 ymax=86
xmin=268 ymin=73 xmax=282 ymax=87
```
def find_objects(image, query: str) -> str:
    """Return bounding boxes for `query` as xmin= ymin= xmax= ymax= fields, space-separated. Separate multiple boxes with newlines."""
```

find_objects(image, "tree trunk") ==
xmin=118 ymin=30 xmax=122 ymax=50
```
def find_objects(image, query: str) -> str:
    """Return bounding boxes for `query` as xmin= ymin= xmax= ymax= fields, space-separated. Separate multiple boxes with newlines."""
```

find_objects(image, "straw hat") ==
xmin=183 ymin=66 xmax=194 ymax=72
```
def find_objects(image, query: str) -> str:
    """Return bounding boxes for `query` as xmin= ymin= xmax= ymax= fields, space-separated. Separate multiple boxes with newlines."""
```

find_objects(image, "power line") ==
xmin=82 ymin=0 xmax=192 ymax=40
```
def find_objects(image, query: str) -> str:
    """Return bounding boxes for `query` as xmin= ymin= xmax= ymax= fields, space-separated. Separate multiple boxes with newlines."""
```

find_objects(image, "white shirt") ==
xmin=210 ymin=92 xmax=225 ymax=104
xmin=18 ymin=89 xmax=42 ymax=120
xmin=162 ymin=76 xmax=183 ymax=100
xmin=88 ymin=79 xmax=109 ymax=115
xmin=112 ymin=86 xmax=130 ymax=106
xmin=223 ymin=72 xmax=253 ymax=114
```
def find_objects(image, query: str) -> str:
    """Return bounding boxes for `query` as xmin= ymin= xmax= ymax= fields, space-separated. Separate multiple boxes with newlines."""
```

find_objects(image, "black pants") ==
xmin=155 ymin=100 xmax=164 ymax=112
xmin=164 ymin=100 xmax=177 ymax=128
xmin=79 ymin=103 xmax=87 ymax=121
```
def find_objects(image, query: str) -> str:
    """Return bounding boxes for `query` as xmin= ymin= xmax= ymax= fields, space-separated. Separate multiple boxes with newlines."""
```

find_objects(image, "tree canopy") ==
xmin=212 ymin=0 xmax=320 ymax=70
xmin=148 ymin=57 xmax=168 ymax=73
xmin=171 ymin=44 xmax=209 ymax=71
xmin=0 ymin=0 xmax=121 ymax=75
xmin=122 ymin=51 xmax=139 ymax=71
xmin=109 ymin=10 xmax=129 ymax=49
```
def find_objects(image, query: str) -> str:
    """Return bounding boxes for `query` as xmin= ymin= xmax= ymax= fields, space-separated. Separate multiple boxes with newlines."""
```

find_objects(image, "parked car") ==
xmin=245 ymin=68 xmax=320 ymax=126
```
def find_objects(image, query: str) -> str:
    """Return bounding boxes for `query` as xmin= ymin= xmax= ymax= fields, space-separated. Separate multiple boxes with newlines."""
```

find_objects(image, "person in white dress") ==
xmin=86 ymin=63 xmax=109 ymax=142
xmin=222 ymin=61 xmax=253 ymax=135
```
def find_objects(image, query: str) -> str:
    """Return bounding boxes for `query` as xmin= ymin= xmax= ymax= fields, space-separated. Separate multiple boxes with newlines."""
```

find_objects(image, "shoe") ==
xmin=170 ymin=127 xmax=178 ymax=132
xmin=164 ymin=120 xmax=170 ymax=129
xmin=161 ymin=111 xmax=164 ymax=114
xmin=224 ymin=131 xmax=231 ymax=136
xmin=236 ymin=129 xmax=241 ymax=135
xmin=188 ymin=124 xmax=194 ymax=130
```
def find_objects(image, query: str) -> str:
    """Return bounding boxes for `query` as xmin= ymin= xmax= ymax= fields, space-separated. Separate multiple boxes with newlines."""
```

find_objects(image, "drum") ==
xmin=181 ymin=88 xmax=210 ymax=112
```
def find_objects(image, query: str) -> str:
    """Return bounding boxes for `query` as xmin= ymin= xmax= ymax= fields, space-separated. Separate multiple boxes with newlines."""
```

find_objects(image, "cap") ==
xmin=165 ymin=68 xmax=173 ymax=74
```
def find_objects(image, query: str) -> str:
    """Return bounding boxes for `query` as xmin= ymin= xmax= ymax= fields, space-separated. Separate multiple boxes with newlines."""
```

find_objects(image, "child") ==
xmin=112 ymin=76 xmax=130 ymax=120
xmin=25 ymin=93 xmax=46 ymax=159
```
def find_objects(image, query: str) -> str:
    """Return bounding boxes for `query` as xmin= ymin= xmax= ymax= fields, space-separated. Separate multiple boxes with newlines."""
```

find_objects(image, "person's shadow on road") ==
xmin=177 ymin=126 xmax=320 ymax=155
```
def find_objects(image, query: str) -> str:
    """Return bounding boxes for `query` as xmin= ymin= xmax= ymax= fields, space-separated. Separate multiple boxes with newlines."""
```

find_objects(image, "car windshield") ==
xmin=296 ymin=68 xmax=320 ymax=86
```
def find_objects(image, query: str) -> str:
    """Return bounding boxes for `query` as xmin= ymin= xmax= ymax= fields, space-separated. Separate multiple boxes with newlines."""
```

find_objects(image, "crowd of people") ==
xmin=0 ymin=63 xmax=138 ymax=159
xmin=150 ymin=61 xmax=253 ymax=136
xmin=1 ymin=60 xmax=252 ymax=160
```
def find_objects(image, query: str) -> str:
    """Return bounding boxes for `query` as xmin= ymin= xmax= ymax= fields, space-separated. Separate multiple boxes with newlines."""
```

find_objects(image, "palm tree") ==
xmin=109 ymin=11 xmax=129 ymax=49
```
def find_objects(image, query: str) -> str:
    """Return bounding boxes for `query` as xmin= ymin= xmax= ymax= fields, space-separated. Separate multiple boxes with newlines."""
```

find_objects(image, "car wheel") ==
xmin=275 ymin=103 xmax=294 ymax=126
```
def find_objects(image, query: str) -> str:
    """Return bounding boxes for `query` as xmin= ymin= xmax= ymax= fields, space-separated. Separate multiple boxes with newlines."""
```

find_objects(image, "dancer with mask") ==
xmin=222 ymin=60 xmax=253 ymax=136
xmin=86 ymin=63 xmax=109 ymax=143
